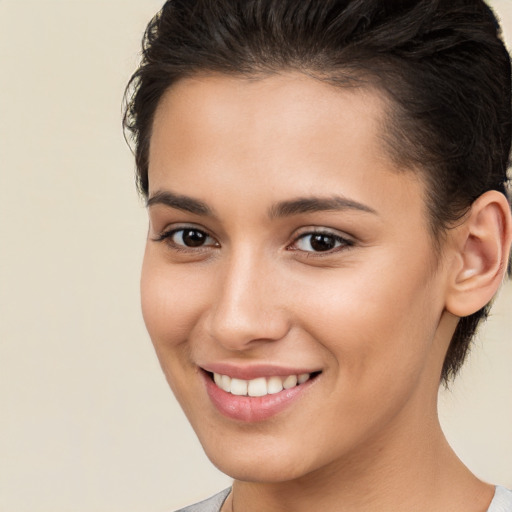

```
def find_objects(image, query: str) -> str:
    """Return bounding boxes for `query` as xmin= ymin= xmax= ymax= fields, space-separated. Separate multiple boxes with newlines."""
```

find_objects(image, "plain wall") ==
xmin=0 ymin=1 xmax=510 ymax=511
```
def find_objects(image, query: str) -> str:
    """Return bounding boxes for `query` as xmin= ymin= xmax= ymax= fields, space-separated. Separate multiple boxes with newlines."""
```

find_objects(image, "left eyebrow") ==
xmin=146 ymin=190 xmax=213 ymax=216
xmin=268 ymin=196 xmax=378 ymax=218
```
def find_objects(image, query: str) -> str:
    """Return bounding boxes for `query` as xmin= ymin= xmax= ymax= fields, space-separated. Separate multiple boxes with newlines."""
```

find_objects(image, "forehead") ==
xmin=148 ymin=72 xmax=428 ymax=230
xmin=151 ymin=73 xmax=388 ymax=164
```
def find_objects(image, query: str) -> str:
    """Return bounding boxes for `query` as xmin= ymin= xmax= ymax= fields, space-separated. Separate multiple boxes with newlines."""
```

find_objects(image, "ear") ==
xmin=445 ymin=190 xmax=512 ymax=317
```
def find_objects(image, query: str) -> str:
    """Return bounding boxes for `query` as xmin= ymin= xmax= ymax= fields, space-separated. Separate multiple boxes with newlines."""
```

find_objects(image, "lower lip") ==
xmin=202 ymin=371 xmax=317 ymax=422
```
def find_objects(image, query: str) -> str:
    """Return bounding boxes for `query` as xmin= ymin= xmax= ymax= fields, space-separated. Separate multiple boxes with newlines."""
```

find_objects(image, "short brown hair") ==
xmin=124 ymin=0 xmax=511 ymax=383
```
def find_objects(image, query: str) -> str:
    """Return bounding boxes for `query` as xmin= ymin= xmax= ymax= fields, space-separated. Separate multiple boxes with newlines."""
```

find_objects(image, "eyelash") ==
xmin=153 ymin=227 xmax=219 ymax=252
xmin=153 ymin=227 xmax=354 ymax=255
xmin=290 ymin=230 xmax=354 ymax=255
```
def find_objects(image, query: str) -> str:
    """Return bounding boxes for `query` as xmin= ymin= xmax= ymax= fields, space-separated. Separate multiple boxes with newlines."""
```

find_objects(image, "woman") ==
xmin=124 ymin=1 xmax=512 ymax=511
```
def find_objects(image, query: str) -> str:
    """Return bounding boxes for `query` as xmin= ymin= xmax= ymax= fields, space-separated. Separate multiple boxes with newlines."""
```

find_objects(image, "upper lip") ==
xmin=199 ymin=362 xmax=321 ymax=380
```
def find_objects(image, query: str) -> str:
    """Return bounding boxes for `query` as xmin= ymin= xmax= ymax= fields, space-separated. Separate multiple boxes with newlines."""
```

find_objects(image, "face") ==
xmin=142 ymin=73 xmax=455 ymax=483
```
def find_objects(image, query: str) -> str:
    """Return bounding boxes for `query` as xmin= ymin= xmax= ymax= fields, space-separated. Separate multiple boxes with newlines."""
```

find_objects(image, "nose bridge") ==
xmin=206 ymin=244 xmax=289 ymax=349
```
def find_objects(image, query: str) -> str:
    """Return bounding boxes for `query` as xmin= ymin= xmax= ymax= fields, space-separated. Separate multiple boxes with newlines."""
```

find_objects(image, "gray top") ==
xmin=174 ymin=486 xmax=512 ymax=512
xmin=175 ymin=488 xmax=230 ymax=512
xmin=491 ymin=487 xmax=512 ymax=512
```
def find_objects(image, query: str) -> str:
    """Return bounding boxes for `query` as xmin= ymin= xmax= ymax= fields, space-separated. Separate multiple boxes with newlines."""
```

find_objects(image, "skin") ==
xmin=141 ymin=73 xmax=511 ymax=512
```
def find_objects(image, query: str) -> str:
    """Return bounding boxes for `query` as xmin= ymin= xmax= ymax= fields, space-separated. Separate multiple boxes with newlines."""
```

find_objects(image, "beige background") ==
xmin=0 ymin=1 xmax=510 ymax=511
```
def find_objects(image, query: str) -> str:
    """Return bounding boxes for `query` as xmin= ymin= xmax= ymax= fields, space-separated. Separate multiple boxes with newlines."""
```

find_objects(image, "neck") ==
xmin=227 ymin=410 xmax=493 ymax=512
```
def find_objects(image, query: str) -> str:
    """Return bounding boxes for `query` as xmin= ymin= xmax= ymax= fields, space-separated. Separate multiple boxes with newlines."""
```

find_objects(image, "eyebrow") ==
xmin=146 ymin=190 xmax=213 ymax=216
xmin=147 ymin=190 xmax=377 ymax=218
xmin=268 ymin=196 xmax=378 ymax=218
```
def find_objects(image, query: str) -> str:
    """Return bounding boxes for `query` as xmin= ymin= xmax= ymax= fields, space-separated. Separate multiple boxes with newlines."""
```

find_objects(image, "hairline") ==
xmin=144 ymin=66 xmax=450 ymax=256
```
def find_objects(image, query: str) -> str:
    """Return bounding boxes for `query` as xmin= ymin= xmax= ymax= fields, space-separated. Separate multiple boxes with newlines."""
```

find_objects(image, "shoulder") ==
xmin=174 ymin=488 xmax=231 ymax=512
xmin=488 ymin=486 xmax=512 ymax=512
xmin=172 ymin=486 xmax=512 ymax=512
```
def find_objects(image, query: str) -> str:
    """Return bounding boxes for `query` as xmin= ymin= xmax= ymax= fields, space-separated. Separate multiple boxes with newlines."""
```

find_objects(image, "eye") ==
xmin=156 ymin=227 xmax=218 ymax=249
xmin=292 ymin=231 xmax=352 ymax=253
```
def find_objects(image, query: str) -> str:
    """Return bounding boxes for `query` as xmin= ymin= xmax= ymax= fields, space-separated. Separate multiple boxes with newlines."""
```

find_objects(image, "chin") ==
xmin=210 ymin=453 xmax=310 ymax=483
xmin=198 ymin=431 xmax=320 ymax=483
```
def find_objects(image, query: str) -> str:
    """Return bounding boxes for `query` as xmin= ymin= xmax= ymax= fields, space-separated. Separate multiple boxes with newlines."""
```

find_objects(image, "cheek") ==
xmin=140 ymin=251 xmax=209 ymax=409
xmin=293 ymin=254 xmax=442 ymax=382
xmin=140 ymin=249 xmax=207 ymax=350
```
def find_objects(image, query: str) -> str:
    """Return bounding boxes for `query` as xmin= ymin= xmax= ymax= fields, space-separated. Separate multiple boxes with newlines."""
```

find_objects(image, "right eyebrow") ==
xmin=268 ymin=195 xmax=378 ymax=218
xmin=146 ymin=190 xmax=213 ymax=216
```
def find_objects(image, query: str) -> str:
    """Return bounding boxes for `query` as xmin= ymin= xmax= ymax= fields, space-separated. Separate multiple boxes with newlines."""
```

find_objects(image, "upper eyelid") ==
xmin=152 ymin=225 xmax=218 ymax=246
xmin=154 ymin=228 xmax=221 ymax=255
xmin=288 ymin=228 xmax=354 ymax=253
xmin=292 ymin=226 xmax=353 ymax=241
xmin=154 ymin=222 xmax=215 ymax=238
xmin=152 ymin=223 xmax=354 ymax=247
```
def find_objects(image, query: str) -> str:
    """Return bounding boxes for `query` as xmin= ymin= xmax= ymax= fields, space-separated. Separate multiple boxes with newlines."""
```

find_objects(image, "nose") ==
xmin=204 ymin=248 xmax=291 ymax=351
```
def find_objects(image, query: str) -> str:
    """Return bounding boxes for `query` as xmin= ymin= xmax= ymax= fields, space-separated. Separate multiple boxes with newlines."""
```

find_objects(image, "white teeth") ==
xmin=267 ymin=376 xmax=284 ymax=394
xmin=212 ymin=372 xmax=313 ymax=396
xmin=298 ymin=373 xmax=310 ymax=384
xmin=220 ymin=374 xmax=231 ymax=392
xmin=283 ymin=374 xmax=298 ymax=389
xmin=247 ymin=377 xmax=267 ymax=397
xmin=230 ymin=378 xmax=248 ymax=396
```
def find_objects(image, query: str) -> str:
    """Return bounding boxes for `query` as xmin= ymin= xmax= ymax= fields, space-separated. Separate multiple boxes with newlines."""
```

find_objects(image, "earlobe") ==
xmin=445 ymin=190 xmax=512 ymax=318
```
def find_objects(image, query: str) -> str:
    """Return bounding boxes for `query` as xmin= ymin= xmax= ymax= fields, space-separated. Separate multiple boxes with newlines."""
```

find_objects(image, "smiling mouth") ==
xmin=208 ymin=371 xmax=322 ymax=397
